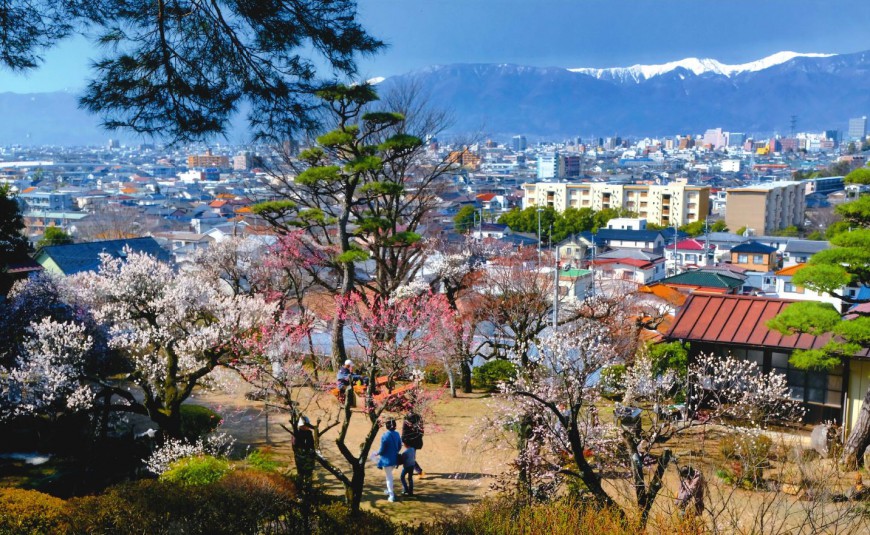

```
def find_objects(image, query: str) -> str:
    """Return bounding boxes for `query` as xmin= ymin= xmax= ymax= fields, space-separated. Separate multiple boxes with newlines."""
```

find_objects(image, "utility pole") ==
xmin=537 ymin=207 xmax=544 ymax=264
xmin=553 ymin=244 xmax=560 ymax=329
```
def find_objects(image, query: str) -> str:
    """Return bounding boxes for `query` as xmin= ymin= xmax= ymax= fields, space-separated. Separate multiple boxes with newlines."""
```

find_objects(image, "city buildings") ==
xmin=724 ymin=181 xmax=806 ymax=235
xmin=522 ymin=181 xmax=710 ymax=226
xmin=187 ymin=149 xmax=230 ymax=169
xmin=848 ymin=116 xmax=867 ymax=141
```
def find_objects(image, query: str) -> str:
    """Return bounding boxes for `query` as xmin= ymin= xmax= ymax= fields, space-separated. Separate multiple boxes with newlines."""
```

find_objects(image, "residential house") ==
xmin=656 ymin=269 xmax=744 ymax=295
xmin=665 ymin=238 xmax=714 ymax=271
xmin=775 ymin=263 xmax=869 ymax=313
xmin=472 ymin=223 xmax=509 ymax=240
xmin=782 ymin=239 xmax=830 ymax=267
xmin=666 ymin=293 xmax=870 ymax=426
xmin=35 ymin=237 xmax=172 ymax=276
xmin=592 ymin=249 xmax=666 ymax=285
xmin=557 ymin=267 xmax=594 ymax=301
xmin=729 ymin=241 xmax=778 ymax=272
xmin=593 ymin=228 xmax=667 ymax=250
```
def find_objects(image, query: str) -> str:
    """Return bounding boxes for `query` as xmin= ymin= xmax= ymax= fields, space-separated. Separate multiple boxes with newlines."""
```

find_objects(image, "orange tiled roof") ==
xmin=775 ymin=264 xmax=806 ymax=277
xmin=21 ymin=186 xmax=36 ymax=193
xmin=210 ymin=200 xmax=228 ymax=208
xmin=640 ymin=283 xmax=688 ymax=307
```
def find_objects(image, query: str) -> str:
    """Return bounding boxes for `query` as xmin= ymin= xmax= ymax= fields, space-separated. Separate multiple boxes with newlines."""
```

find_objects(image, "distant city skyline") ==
xmin=1 ymin=1 xmax=870 ymax=94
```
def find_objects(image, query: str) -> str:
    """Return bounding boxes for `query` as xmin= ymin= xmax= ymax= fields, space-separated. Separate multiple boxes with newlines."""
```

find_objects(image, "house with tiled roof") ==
xmin=774 ymin=263 xmax=868 ymax=313
xmin=782 ymin=239 xmax=831 ymax=267
xmin=665 ymin=238 xmax=715 ymax=270
xmin=656 ymin=269 xmax=744 ymax=295
xmin=591 ymin=254 xmax=666 ymax=285
xmin=666 ymin=293 xmax=870 ymax=427
xmin=35 ymin=237 xmax=172 ymax=276
xmin=729 ymin=240 xmax=778 ymax=272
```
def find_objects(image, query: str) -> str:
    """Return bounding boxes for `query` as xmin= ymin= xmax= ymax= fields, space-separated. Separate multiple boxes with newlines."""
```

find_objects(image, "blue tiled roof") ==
xmin=730 ymin=241 xmax=777 ymax=254
xmin=37 ymin=237 xmax=172 ymax=275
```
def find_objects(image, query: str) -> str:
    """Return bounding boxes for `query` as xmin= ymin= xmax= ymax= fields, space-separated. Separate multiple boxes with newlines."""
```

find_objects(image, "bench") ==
xmin=329 ymin=376 xmax=416 ymax=409
xmin=329 ymin=376 xmax=392 ymax=406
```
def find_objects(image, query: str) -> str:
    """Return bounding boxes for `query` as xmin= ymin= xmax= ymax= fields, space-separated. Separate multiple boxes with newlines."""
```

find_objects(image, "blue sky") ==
xmin=2 ymin=0 xmax=870 ymax=93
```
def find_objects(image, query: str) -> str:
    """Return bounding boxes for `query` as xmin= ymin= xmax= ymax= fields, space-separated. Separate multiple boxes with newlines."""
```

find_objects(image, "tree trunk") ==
xmin=843 ymin=386 xmax=870 ymax=468
xmin=445 ymin=365 xmax=457 ymax=398
xmin=461 ymin=359 xmax=473 ymax=393
xmin=347 ymin=464 xmax=366 ymax=515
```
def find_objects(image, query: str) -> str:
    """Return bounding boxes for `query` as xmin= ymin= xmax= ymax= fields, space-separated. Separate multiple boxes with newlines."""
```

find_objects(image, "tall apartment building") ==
xmin=511 ymin=135 xmax=527 ymax=152
xmin=447 ymin=148 xmax=481 ymax=170
xmin=187 ymin=149 xmax=230 ymax=169
xmin=702 ymin=128 xmax=726 ymax=149
xmin=848 ymin=116 xmax=867 ymax=141
xmin=522 ymin=181 xmax=710 ymax=226
xmin=536 ymin=152 xmax=582 ymax=179
xmin=537 ymin=152 xmax=558 ymax=179
xmin=724 ymin=181 xmax=806 ymax=235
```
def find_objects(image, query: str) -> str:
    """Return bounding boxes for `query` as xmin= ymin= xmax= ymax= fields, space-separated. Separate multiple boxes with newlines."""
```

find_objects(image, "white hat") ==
xmin=344 ymin=359 xmax=353 ymax=366
xmin=298 ymin=416 xmax=310 ymax=427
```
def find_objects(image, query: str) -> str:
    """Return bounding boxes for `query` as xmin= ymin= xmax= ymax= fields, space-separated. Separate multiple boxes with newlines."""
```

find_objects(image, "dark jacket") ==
xmin=402 ymin=413 xmax=424 ymax=450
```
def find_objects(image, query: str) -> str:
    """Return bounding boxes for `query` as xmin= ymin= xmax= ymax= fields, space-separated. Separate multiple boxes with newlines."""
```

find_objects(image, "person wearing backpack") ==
xmin=402 ymin=411 xmax=424 ymax=475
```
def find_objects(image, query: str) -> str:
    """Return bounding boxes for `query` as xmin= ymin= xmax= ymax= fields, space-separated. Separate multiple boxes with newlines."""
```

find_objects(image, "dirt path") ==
xmin=192 ymin=383 xmax=512 ymax=524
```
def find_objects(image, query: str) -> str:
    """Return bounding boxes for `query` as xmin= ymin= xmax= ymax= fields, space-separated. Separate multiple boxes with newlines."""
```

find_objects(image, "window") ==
xmin=753 ymin=254 xmax=765 ymax=264
xmin=784 ymin=282 xmax=795 ymax=292
xmin=737 ymin=254 xmax=749 ymax=263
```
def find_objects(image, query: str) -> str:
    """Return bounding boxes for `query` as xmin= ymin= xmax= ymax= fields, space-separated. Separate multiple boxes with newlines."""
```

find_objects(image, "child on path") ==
xmin=400 ymin=442 xmax=417 ymax=497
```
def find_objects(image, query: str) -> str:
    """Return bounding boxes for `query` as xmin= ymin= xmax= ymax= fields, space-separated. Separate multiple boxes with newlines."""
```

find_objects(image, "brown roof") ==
xmin=666 ymin=293 xmax=870 ymax=358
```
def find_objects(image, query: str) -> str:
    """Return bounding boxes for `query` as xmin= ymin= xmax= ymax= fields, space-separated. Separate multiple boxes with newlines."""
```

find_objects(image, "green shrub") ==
xmin=472 ymin=360 xmax=517 ymax=391
xmin=0 ymin=488 xmax=70 ymax=535
xmin=422 ymin=362 xmax=448 ymax=385
xmin=66 ymin=471 xmax=298 ymax=534
xmin=179 ymin=404 xmax=222 ymax=441
xmin=245 ymin=448 xmax=281 ymax=473
xmin=160 ymin=455 xmax=231 ymax=486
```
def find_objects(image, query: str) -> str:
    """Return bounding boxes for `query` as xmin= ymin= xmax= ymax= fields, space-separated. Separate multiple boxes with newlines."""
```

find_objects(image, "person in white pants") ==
xmin=376 ymin=417 xmax=402 ymax=502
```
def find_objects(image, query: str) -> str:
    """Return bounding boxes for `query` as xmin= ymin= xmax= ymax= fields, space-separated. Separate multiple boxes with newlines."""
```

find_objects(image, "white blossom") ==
xmin=0 ymin=318 xmax=94 ymax=419
xmin=144 ymin=431 xmax=236 ymax=475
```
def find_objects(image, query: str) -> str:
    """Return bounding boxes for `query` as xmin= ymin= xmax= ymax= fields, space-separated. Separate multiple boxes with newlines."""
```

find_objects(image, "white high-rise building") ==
xmin=536 ymin=152 xmax=558 ymax=179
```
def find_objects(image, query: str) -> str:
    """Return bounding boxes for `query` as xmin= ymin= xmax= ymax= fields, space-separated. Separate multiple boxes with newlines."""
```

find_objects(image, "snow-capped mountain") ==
xmin=569 ymin=52 xmax=836 ymax=82
xmin=372 ymin=50 xmax=870 ymax=137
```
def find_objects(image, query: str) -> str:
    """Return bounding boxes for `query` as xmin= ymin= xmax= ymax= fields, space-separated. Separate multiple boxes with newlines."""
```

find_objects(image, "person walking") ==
xmin=402 ymin=411 xmax=424 ymax=475
xmin=376 ymin=417 xmax=402 ymax=502
xmin=400 ymin=442 xmax=417 ymax=497
xmin=293 ymin=416 xmax=316 ymax=486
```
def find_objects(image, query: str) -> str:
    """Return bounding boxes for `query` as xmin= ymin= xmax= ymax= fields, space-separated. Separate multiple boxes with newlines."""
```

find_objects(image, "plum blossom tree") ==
xmin=497 ymin=323 xmax=803 ymax=527
xmin=302 ymin=289 xmax=457 ymax=513
xmin=70 ymin=249 xmax=275 ymax=439
xmin=0 ymin=318 xmax=95 ymax=420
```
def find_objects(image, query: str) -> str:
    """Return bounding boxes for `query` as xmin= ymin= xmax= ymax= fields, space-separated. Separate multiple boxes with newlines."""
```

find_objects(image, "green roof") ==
xmin=561 ymin=268 xmax=591 ymax=277
xmin=660 ymin=270 xmax=743 ymax=289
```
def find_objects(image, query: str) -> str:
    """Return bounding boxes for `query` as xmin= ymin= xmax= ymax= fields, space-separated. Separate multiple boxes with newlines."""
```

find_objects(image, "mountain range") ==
xmin=2 ymin=50 xmax=870 ymax=145
xmin=374 ymin=50 xmax=870 ymax=141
